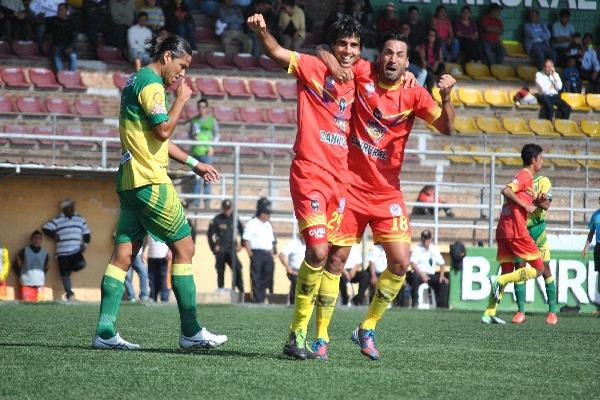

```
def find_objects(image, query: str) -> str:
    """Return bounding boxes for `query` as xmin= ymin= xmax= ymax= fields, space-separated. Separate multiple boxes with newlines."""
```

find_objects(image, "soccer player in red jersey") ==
xmin=481 ymin=143 xmax=547 ymax=324
xmin=313 ymin=31 xmax=456 ymax=360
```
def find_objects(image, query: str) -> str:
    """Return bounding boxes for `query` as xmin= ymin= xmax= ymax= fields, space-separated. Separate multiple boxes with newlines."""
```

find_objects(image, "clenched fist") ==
xmin=247 ymin=13 xmax=267 ymax=34
xmin=437 ymin=74 xmax=456 ymax=100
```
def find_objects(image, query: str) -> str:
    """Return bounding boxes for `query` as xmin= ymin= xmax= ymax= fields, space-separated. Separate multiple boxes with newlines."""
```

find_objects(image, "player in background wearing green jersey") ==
xmin=92 ymin=34 xmax=228 ymax=350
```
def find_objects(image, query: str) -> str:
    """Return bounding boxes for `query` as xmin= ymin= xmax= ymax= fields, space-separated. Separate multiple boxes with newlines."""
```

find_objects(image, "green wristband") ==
xmin=185 ymin=155 xmax=199 ymax=169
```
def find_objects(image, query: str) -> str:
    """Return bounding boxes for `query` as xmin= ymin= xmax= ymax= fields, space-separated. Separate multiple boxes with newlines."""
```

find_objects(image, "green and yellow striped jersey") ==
xmin=527 ymin=175 xmax=552 ymax=242
xmin=116 ymin=67 xmax=170 ymax=192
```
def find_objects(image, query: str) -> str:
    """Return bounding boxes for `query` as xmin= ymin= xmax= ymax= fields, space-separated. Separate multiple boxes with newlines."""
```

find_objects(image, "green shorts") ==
xmin=115 ymin=183 xmax=191 ymax=245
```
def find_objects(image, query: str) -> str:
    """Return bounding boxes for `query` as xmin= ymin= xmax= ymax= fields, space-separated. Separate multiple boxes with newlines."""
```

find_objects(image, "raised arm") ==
xmin=168 ymin=141 xmax=220 ymax=183
xmin=431 ymin=74 xmax=456 ymax=134
xmin=247 ymin=13 xmax=292 ymax=69
xmin=149 ymin=80 xmax=193 ymax=141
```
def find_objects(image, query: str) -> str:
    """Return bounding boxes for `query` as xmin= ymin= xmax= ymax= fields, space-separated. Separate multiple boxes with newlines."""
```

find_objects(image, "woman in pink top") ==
xmin=432 ymin=5 xmax=459 ymax=62
xmin=453 ymin=5 xmax=482 ymax=62
xmin=418 ymin=28 xmax=444 ymax=91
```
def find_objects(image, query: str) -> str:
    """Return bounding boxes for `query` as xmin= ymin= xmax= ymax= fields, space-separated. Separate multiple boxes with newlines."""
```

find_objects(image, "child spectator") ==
xmin=432 ymin=5 xmax=459 ymax=62
xmin=563 ymin=56 xmax=581 ymax=93
xmin=12 ymin=231 xmax=49 ymax=302
xmin=140 ymin=0 xmax=164 ymax=33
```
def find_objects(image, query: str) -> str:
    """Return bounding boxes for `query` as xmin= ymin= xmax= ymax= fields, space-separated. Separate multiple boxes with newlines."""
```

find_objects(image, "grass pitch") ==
xmin=0 ymin=303 xmax=597 ymax=399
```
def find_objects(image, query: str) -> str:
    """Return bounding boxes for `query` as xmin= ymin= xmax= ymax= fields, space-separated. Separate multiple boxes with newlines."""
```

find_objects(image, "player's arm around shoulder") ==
xmin=247 ymin=13 xmax=292 ymax=69
xmin=430 ymin=74 xmax=456 ymax=135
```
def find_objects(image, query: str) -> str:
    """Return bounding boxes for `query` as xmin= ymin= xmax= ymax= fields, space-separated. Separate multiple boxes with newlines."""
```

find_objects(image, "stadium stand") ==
xmin=453 ymin=116 xmax=480 ymax=134
xmin=90 ymin=126 xmax=120 ymax=148
xmin=62 ymin=126 xmax=93 ymax=148
xmin=97 ymin=45 xmax=128 ymax=65
xmin=276 ymin=81 xmax=297 ymax=101
xmin=509 ymin=90 xmax=539 ymax=110
xmin=465 ymin=63 xmax=495 ymax=80
xmin=0 ymin=40 xmax=13 ymax=58
xmin=195 ymin=26 xmax=217 ymax=44
xmin=213 ymin=106 xmax=240 ymax=124
xmin=266 ymin=108 xmax=293 ymax=125
xmin=0 ymin=95 xmax=17 ymax=113
xmin=250 ymin=79 xmax=278 ymax=99
xmin=477 ymin=116 xmax=508 ymax=134
xmin=516 ymin=65 xmax=537 ymax=82
xmin=554 ymin=119 xmax=584 ymax=137
xmin=490 ymin=64 xmax=520 ymax=81
xmin=196 ymin=77 xmax=226 ymax=97
xmin=34 ymin=125 xmax=66 ymax=146
xmin=445 ymin=63 xmax=470 ymax=80
xmin=483 ymin=89 xmax=513 ymax=108
xmin=223 ymin=78 xmax=252 ymax=98
xmin=190 ymin=51 xmax=207 ymax=68
xmin=232 ymin=53 xmax=261 ymax=71
xmin=240 ymin=107 xmax=266 ymax=124
xmin=431 ymin=87 xmax=462 ymax=106
xmin=259 ymin=55 xmax=283 ymax=72
xmin=29 ymin=68 xmax=61 ymax=90
xmin=457 ymin=88 xmax=487 ymax=108
xmin=586 ymin=94 xmax=600 ymax=111
xmin=502 ymin=117 xmax=534 ymax=136
xmin=16 ymin=96 xmax=46 ymax=114
xmin=113 ymin=72 xmax=131 ymax=91
xmin=57 ymin=71 xmax=87 ymax=91
xmin=503 ymin=41 xmax=527 ymax=58
xmin=581 ymin=120 xmax=599 ymax=137
xmin=560 ymin=93 xmax=591 ymax=112
xmin=4 ymin=124 xmax=36 ymax=145
xmin=12 ymin=40 xmax=44 ymax=60
xmin=206 ymin=52 xmax=235 ymax=70
xmin=529 ymin=119 xmax=560 ymax=137
xmin=2 ymin=67 xmax=31 ymax=88
xmin=74 ymin=99 xmax=103 ymax=118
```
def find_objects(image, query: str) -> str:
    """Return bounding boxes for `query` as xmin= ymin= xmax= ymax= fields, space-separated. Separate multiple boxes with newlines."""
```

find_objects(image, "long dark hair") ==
xmin=148 ymin=34 xmax=192 ymax=61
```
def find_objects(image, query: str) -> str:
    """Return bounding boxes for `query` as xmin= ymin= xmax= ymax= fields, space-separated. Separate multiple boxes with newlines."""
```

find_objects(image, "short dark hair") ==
xmin=378 ymin=31 xmax=408 ymax=52
xmin=31 ymin=230 xmax=42 ymax=237
xmin=521 ymin=143 xmax=543 ymax=166
xmin=148 ymin=34 xmax=192 ymax=61
xmin=573 ymin=32 xmax=581 ymax=38
xmin=489 ymin=3 xmax=501 ymax=12
xmin=328 ymin=15 xmax=362 ymax=49
xmin=460 ymin=5 xmax=471 ymax=13
xmin=137 ymin=11 xmax=148 ymax=19
xmin=583 ymin=32 xmax=593 ymax=40
xmin=281 ymin=0 xmax=294 ymax=7
xmin=559 ymin=8 xmax=570 ymax=18
xmin=198 ymin=98 xmax=208 ymax=106
xmin=407 ymin=5 xmax=419 ymax=13
xmin=434 ymin=5 xmax=446 ymax=17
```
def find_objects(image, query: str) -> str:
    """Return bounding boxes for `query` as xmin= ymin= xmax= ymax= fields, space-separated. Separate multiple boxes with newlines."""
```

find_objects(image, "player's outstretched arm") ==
xmin=168 ymin=141 xmax=220 ymax=183
xmin=432 ymin=74 xmax=456 ymax=135
xmin=153 ymin=79 xmax=193 ymax=141
xmin=247 ymin=13 xmax=291 ymax=69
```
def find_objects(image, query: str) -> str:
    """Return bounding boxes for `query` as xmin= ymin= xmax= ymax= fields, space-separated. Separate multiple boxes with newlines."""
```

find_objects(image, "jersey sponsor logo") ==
xmin=337 ymin=197 xmax=346 ymax=213
xmin=308 ymin=226 xmax=327 ymax=239
xmin=389 ymin=203 xmax=403 ymax=217
xmin=319 ymin=130 xmax=347 ymax=147
xmin=125 ymin=75 xmax=136 ymax=89
xmin=149 ymin=91 xmax=167 ymax=115
xmin=349 ymin=134 xmax=388 ymax=160
xmin=120 ymin=150 xmax=132 ymax=165
xmin=365 ymin=119 xmax=387 ymax=142
xmin=310 ymin=199 xmax=320 ymax=211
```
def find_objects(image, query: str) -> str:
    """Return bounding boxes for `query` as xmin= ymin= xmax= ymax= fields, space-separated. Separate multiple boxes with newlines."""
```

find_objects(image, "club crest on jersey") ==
xmin=373 ymin=107 xmax=383 ymax=120
xmin=365 ymin=82 xmax=375 ymax=96
xmin=366 ymin=119 xmax=386 ymax=142
xmin=337 ymin=197 xmax=346 ymax=213
xmin=149 ymin=91 xmax=167 ymax=115
xmin=325 ymin=75 xmax=335 ymax=90
xmin=310 ymin=199 xmax=320 ymax=211
xmin=339 ymin=97 xmax=347 ymax=112
xmin=389 ymin=203 xmax=403 ymax=217
xmin=333 ymin=116 xmax=348 ymax=132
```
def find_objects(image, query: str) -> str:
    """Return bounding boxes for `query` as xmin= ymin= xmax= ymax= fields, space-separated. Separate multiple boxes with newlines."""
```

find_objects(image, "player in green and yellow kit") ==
xmin=92 ymin=34 xmax=228 ymax=350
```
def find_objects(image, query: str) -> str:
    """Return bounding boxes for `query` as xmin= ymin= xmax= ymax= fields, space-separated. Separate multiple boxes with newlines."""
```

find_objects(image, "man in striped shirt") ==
xmin=42 ymin=198 xmax=91 ymax=301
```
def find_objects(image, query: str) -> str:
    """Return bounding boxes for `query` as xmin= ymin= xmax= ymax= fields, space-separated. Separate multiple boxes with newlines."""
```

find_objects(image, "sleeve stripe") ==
xmin=422 ymin=104 xmax=443 ymax=125
xmin=288 ymin=51 xmax=299 ymax=75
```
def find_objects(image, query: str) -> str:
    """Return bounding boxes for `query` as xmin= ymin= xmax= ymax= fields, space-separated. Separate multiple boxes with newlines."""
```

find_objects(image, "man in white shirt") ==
xmin=340 ymin=244 xmax=370 ymax=306
xmin=243 ymin=198 xmax=277 ymax=303
xmin=535 ymin=58 xmax=571 ymax=121
xmin=278 ymin=236 xmax=306 ymax=304
xmin=28 ymin=0 xmax=61 ymax=46
xmin=409 ymin=230 xmax=449 ymax=308
xmin=551 ymin=8 xmax=574 ymax=66
xmin=127 ymin=12 xmax=152 ymax=71
xmin=581 ymin=33 xmax=600 ymax=92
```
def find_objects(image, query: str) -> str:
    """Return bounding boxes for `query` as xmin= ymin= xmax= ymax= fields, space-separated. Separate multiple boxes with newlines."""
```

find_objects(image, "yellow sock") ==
xmin=497 ymin=266 xmax=537 ymax=286
xmin=289 ymin=260 xmax=323 ymax=333
xmin=315 ymin=269 xmax=341 ymax=342
xmin=360 ymin=269 xmax=405 ymax=330
xmin=483 ymin=286 xmax=505 ymax=317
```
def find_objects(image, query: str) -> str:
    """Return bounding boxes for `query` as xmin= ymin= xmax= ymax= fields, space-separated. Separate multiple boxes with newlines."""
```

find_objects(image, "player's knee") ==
xmin=305 ymin=243 xmax=329 ymax=267
xmin=110 ymin=249 xmax=132 ymax=269
xmin=325 ymin=251 xmax=347 ymax=275
xmin=388 ymin=263 xmax=409 ymax=276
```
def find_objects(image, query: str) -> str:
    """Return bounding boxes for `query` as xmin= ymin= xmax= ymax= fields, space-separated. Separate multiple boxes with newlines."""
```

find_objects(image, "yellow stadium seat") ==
xmin=529 ymin=119 xmax=560 ymax=137
xmin=586 ymin=153 xmax=600 ymax=170
xmin=497 ymin=147 xmax=522 ymax=166
xmin=516 ymin=65 xmax=537 ymax=82
xmin=550 ymin=151 xmax=580 ymax=168
xmin=458 ymin=88 xmax=487 ymax=108
xmin=490 ymin=65 xmax=519 ymax=81
xmin=560 ymin=93 xmax=591 ymax=111
xmin=503 ymin=41 xmax=527 ymax=58
xmin=581 ymin=120 xmax=599 ymax=137
xmin=586 ymin=94 xmax=600 ymax=111
xmin=432 ymin=87 xmax=462 ymax=106
xmin=509 ymin=90 xmax=539 ymax=109
xmin=465 ymin=63 xmax=495 ymax=80
xmin=445 ymin=63 xmax=471 ymax=80
xmin=554 ymin=119 xmax=585 ymax=137
xmin=502 ymin=117 xmax=534 ymax=136
xmin=454 ymin=116 xmax=480 ymax=134
xmin=476 ymin=117 xmax=507 ymax=134
xmin=443 ymin=145 xmax=473 ymax=164
xmin=483 ymin=89 xmax=513 ymax=108
xmin=469 ymin=145 xmax=488 ymax=164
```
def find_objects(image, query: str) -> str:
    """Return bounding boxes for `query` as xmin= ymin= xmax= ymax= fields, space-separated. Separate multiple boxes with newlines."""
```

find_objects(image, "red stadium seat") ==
xmin=250 ymin=79 xmax=278 ymax=99
xmin=223 ymin=78 xmax=251 ymax=98
xmin=290 ymin=108 xmax=297 ymax=124
xmin=276 ymin=81 xmax=297 ymax=101
xmin=167 ymin=76 xmax=197 ymax=94
xmin=195 ymin=26 xmax=217 ymax=43
xmin=0 ymin=40 xmax=14 ymax=58
xmin=232 ymin=53 xmax=261 ymax=71
xmin=57 ymin=71 xmax=87 ymax=91
xmin=190 ymin=51 xmax=207 ymax=68
xmin=5 ymin=124 xmax=36 ymax=145
xmin=205 ymin=52 xmax=235 ymax=70
xmin=97 ymin=45 xmax=127 ymax=64
xmin=45 ymin=97 xmax=73 ymax=115
xmin=34 ymin=125 xmax=67 ymax=146
xmin=29 ymin=68 xmax=60 ymax=89
xmin=74 ymin=98 xmax=102 ymax=117
xmin=195 ymin=77 xmax=225 ymax=97
xmin=113 ymin=72 xmax=131 ymax=90
xmin=62 ymin=126 xmax=94 ymax=148
xmin=240 ymin=107 xmax=266 ymax=123
xmin=266 ymin=108 xmax=292 ymax=125
xmin=16 ymin=96 xmax=46 ymax=114
xmin=0 ymin=95 xmax=17 ymax=113
xmin=213 ymin=106 xmax=240 ymax=123
xmin=1 ymin=67 xmax=31 ymax=88
xmin=91 ymin=126 xmax=120 ymax=148
xmin=11 ymin=40 xmax=44 ymax=59
xmin=258 ymin=55 xmax=283 ymax=72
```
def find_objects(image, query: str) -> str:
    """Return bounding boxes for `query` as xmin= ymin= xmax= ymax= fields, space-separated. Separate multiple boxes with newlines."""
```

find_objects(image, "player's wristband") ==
xmin=185 ymin=155 xmax=199 ymax=169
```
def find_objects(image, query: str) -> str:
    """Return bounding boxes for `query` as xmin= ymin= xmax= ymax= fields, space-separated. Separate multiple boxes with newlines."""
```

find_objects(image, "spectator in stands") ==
xmin=124 ymin=248 xmax=149 ymax=302
xmin=42 ymin=198 xmax=91 ymax=302
xmin=158 ymin=25 xmax=169 ymax=39
xmin=321 ymin=0 xmax=344 ymax=43
xmin=346 ymin=0 xmax=374 ymax=48
xmin=247 ymin=0 xmax=277 ymax=56
xmin=432 ymin=5 xmax=459 ymax=62
xmin=278 ymin=0 xmax=305 ymax=51
xmin=340 ymin=244 xmax=370 ymax=306
xmin=536 ymin=58 xmax=571 ymax=120
xmin=453 ymin=5 xmax=480 ymax=63
xmin=0 ymin=0 xmax=28 ymax=40
xmin=128 ymin=12 xmax=152 ymax=70
xmin=190 ymin=98 xmax=219 ymax=208
xmin=199 ymin=0 xmax=219 ymax=17
xmin=418 ymin=28 xmax=444 ymax=91
xmin=479 ymin=3 xmax=505 ymax=66
xmin=405 ymin=5 xmax=426 ymax=53
xmin=568 ymin=32 xmax=584 ymax=59
xmin=144 ymin=235 xmax=172 ymax=302
xmin=401 ymin=22 xmax=427 ymax=87
xmin=207 ymin=199 xmax=244 ymax=293
xmin=524 ymin=8 xmax=555 ymax=70
xmin=551 ymin=8 xmax=574 ymax=67
xmin=563 ymin=56 xmax=581 ymax=93
xmin=580 ymin=33 xmax=600 ymax=93
xmin=12 ymin=231 xmax=49 ymax=302
xmin=412 ymin=185 xmax=454 ymax=217
xmin=48 ymin=3 xmax=77 ymax=72
xmin=243 ymin=197 xmax=276 ymax=303
xmin=82 ymin=0 xmax=110 ymax=58
xmin=28 ymin=0 xmax=61 ymax=48
xmin=217 ymin=0 xmax=251 ymax=54
xmin=376 ymin=2 xmax=400 ymax=41
xmin=164 ymin=0 xmax=196 ymax=50
xmin=409 ymin=230 xmax=448 ymax=308
xmin=109 ymin=0 xmax=136 ymax=53
xmin=0 ymin=240 xmax=10 ymax=300
xmin=278 ymin=235 xmax=305 ymax=304
xmin=140 ymin=0 xmax=165 ymax=33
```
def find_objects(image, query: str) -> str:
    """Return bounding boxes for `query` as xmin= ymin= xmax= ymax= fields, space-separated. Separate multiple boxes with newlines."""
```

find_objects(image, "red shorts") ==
xmin=496 ymin=237 xmax=542 ymax=267
xmin=290 ymin=159 xmax=347 ymax=245
xmin=329 ymin=185 xmax=411 ymax=246
xmin=21 ymin=285 xmax=42 ymax=302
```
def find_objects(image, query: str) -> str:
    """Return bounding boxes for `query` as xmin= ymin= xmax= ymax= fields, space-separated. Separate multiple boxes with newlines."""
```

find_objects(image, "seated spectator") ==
xmin=82 ymin=0 xmax=110 ymax=58
xmin=551 ymin=8 xmax=574 ymax=67
xmin=146 ymin=235 xmax=172 ymax=303
xmin=409 ymin=230 xmax=449 ymax=308
xmin=340 ymin=244 xmax=370 ymax=306
xmin=432 ymin=5 xmax=459 ymax=62
xmin=453 ymin=5 xmax=480 ymax=63
xmin=164 ymin=0 xmax=196 ymax=51
xmin=140 ymin=0 xmax=164 ymax=33
xmin=278 ymin=0 xmax=305 ymax=51
xmin=412 ymin=185 xmax=455 ymax=217
xmin=536 ymin=58 xmax=571 ymax=120
xmin=124 ymin=248 xmax=149 ymax=302
xmin=401 ymin=22 xmax=427 ymax=87
xmin=0 ymin=240 xmax=10 ymax=300
xmin=108 ymin=0 xmax=136 ymax=53
xmin=417 ymin=29 xmax=444 ymax=91
xmin=217 ymin=0 xmax=251 ymax=54
xmin=405 ymin=5 xmax=426 ymax=52
xmin=321 ymin=0 xmax=345 ymax=43
xmin=524 ymin=8 xmax=555 ymax=70
xmin=479 ymin=3 xmax=505 ymax=66
xmin=278 ymin=236 xmax=305 ymax=305
xmin=563 ymin=56 xmax=581 ymax=93
xmin=346 ymin=0 xmax=375 ymax=48
xmin=199 ymin=0 xmax=219 ymax=17
xmin=13 ymin=231 xmax=49 ymax=302
xmin=48 ymin=3 xmax=77 ymax=71
xmin=377 ymin=2 xmax=400 ymax=40
xmin=568 ymin=32 xmax=584 ymax=59
xmin=247 ymin=0 xmax=277 ymax=56
xmin=28 ymin=0 xmax=62 ymax=48
xmin=580 ymin=33 xmax=600 ymax=93
xmin=128 ymin=12 xmax=152 ymax=70
xmin=0 ymin=0 xmax=28 ymax=40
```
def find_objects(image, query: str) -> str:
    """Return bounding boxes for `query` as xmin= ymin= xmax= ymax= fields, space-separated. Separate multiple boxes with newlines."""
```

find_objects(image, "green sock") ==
xmin=95 ymin=264 xmax=126 ymax=339
xmin=514 ymin=282 xmax=526 ymax=313
xmin=172 ymin=264 xmax=201 ymax=337
xmin=545 ymin=276 xmax=557 ymax=313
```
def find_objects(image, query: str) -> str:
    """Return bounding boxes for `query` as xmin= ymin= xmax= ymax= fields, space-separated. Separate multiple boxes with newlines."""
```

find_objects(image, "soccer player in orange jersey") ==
xmin=313 ymin=31 xmax=456 ymax=360
xmin=481 ymin=143 xmax=547 ymax=324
